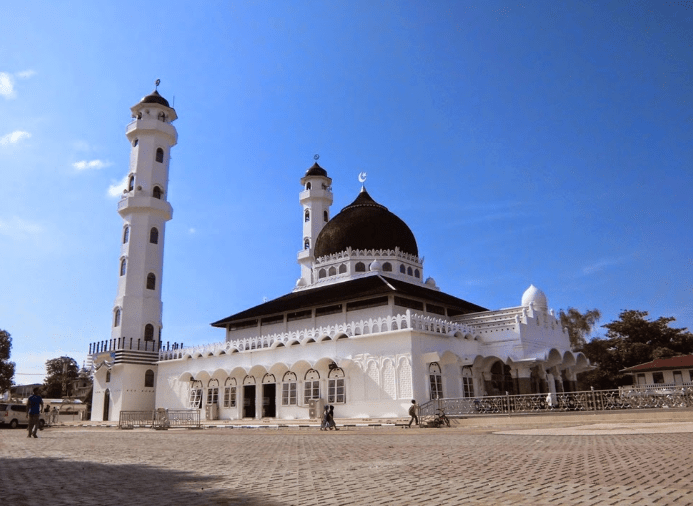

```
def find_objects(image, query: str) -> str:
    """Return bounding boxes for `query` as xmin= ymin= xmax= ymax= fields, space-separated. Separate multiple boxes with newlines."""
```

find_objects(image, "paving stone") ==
xmin=2 ymin=422 xmax=693 ymax=505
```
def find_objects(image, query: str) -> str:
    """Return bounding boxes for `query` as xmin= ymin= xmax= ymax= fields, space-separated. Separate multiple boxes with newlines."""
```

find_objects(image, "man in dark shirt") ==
xmin=26 ymin=387 xmax=43 ymax=438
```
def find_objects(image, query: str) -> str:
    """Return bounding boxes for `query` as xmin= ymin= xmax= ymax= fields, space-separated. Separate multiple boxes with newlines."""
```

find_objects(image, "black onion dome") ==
xmin=305 ymin=162 xmax=328 ymax=177
xmin=140 ymin=89 xmax=170 ymax=107
xmin=314 ymin=188 xmax=418 ymax=258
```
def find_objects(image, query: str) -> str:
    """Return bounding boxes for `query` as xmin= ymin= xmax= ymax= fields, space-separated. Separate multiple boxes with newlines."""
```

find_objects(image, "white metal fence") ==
xmin=420 ymin=387 xmax=693 ymax=418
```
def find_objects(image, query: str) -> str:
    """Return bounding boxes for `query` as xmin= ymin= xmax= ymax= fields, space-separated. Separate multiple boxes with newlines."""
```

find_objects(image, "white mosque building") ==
xmin=88 ymin=87 xmax=590 ymax=422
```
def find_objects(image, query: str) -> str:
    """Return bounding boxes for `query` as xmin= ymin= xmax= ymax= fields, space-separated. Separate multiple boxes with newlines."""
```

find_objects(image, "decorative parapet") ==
xmin=314 ymin=246 xmax=423 ymax=266
xmin=158 ymin=311 xmax=476 ymax=362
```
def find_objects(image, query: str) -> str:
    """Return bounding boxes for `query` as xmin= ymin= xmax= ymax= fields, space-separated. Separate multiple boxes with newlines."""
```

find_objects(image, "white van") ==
xmin=0 ymin=402 xmax=47 ymax=429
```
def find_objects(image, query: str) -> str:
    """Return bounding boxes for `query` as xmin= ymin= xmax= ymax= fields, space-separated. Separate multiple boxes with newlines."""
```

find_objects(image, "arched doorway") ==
xmin=489 ymin=362 xmax=515 ymax=396
xmin=103 ymin=389 xmax=110 ymax=421
xmin=243 ymin=376 xmax=256 ymax=418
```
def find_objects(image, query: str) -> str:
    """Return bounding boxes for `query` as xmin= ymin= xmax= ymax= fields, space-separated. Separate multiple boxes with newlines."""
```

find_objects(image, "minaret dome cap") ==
xmin=304 ymin=162 xmax=328 ymax=178
xmin=140 ymin=89 xmax=170 ymax=108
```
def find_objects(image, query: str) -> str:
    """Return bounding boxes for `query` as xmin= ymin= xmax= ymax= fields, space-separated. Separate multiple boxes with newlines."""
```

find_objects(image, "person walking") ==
xmin=328 ymin=404 xmax=339 ymax=430
xmin=408 ymin=399 xmax=419 ymax=428
xmin=26 ymin=388 xmax=43 ymax=438
xmin=320 ymin=404 xmax=330 ymax=431
xmin=51 ymin=406 xmax=59 ymax=424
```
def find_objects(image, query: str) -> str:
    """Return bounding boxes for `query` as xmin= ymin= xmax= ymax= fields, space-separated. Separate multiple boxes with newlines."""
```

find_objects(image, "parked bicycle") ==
xmin=431 ymin=408 xmax=450 ymax=428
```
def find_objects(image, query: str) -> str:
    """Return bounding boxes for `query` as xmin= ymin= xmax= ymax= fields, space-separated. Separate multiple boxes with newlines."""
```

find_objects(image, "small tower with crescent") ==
xmin=297 ymin=155 xmax=333 ymax=286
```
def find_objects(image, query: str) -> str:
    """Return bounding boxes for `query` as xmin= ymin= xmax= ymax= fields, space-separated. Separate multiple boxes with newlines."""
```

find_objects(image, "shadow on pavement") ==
xmin=0 ymin=456 xmax=284 ymax=506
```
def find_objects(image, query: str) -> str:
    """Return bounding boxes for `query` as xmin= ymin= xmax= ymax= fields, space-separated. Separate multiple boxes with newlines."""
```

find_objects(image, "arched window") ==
xmin=304 ymin=238 xmax=310 ymax=250
xmin=207 ymin=379 xmax=219 ymax=406
xmin=338 ymin=264 xmax=347 ymax=274
xmin=150 ymin=227 xmax=159 ymax=244
xmin=414 ymin=269 xmax=420 ymax=278
xmin=318 ymin=269 xmax=326 ymax=279
xmin=282 ymin=372 xmax=297 ymax=406
xmin=157 ymin=112 xmax=166 ymax=122
xmin=122 ymin=226 xmax=129 ymax=244
xmin=304 ymin=209 xmax=310 ymax=222
xmin=144 ymin=324 xmax=154 ymax=341
xmin=305 ymin=182 xmax=312 ymax=190
xmin=114 ymin=308 xmax=121 ymax=327
xmin=128 ymin=175 xmax=135 ymax=191
xmin=152 ymin=186 xmax=162 ymax=199
xmin=407 ymin=267 xmax=413 ymax=276
xmin=461 ymin=366 xmax=475 ymax=398
xmin=120 ymin=259 xmax=127 ymax=276
xmin=146 ymin=273 xmax=156 ymax=290
xmin=106 ymin=370 xmax=111 ymax=383
xmin=399 ymin=264 xmax=406 ymax=274
xmin=383 ymin=262 xmax=392 ymax=272
xmin=132 ymin=139 xmax=138 ymax=147
xmin=224 ymin=377 xmax=237 ymax=408
xmin=429 ymin=362 xmax=443 ymax=399
xmin=144 ymin=370 xmax=155 ymax=387
xmin=323 ymin=210 xmax=328 ymax=222
xmin=155 ymin=148 xmax=164 ymax=163
xmin=304 ymin=369 xmax=320 ymax=401
xmin=328 ymin=367 xmax=346 ymax=404
xmin=328 ymin=266 xmax=336 ymax=276
xmin=355 ymin=262 xmax=366 ymax=272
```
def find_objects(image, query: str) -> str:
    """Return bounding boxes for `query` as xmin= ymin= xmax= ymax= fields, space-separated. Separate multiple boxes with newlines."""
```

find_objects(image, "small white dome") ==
xmin=522 ymin=284 xmax=547 ymax=310
xmin=369 ymin=260 xmax=382 ymax=271
xmin=295 ymin=277 xmax=307 ymax=287
xmin=425 ymin=276 xmax=436 ymax=287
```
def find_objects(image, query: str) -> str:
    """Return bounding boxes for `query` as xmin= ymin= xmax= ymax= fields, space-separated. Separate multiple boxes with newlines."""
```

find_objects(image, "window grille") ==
xmin=328 ymin=378 xmax=345 ymax=403
xmin=223 ymin=386 xmax=236 ymax=407
xmin=188 ymin=388 xmax=203 ymax=409
xmin=282 ymin=383 xmax=297 ymax=405
xmin=207 ymin=387 xmax=219 ymax=405
xmin=304 ymin=381 xmax=320 ymax=401
xmin=429 ymin=362 xmax=443 ymax=399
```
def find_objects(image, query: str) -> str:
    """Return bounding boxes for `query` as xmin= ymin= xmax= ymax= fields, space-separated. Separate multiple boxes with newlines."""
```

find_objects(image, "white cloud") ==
xmin=0 ymin=72 xmax=15 ymax=98
xmin=0 ymin=130 xmax=31 ymax=145
xmin=16 ymin=69 xmax=36 ymax=79
xmin=581 ymin=256 xmax=630 ymax=275
xmin=189 ymin=228 xmax=196 ymax=234
xmin=107 ymin=175 xmax=129 ymax=197
xmin=73 ymin=159 xmax=110 ymax=171
xmin=0 ymin=216 xmax=43 ymax=237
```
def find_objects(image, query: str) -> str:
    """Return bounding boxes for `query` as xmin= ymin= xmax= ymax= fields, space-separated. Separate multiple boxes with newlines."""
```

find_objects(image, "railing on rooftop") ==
xmin=419 ymin=387 xmax=693 ymax=419
xmin=158 ymin=311 xmax=482 ymax=361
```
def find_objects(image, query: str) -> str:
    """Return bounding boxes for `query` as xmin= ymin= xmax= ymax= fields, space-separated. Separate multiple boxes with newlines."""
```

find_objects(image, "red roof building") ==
xmin=621 ymin=355 xmax=693 ymax=387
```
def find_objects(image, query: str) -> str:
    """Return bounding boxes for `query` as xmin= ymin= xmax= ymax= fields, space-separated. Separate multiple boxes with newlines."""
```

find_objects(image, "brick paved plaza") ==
xmin=2 ymin=415 xmax=693 ymax=506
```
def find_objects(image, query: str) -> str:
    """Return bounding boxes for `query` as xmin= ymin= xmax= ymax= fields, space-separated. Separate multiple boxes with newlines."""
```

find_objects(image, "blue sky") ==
xmin=1 ymin=1 xmax=691 ymax=383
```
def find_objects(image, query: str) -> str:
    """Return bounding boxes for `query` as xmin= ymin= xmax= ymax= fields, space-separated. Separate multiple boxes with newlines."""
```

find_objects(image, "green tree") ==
xmin=559 ymin=308 xmax=602 ymax=350
xmin=0 ymin=329 xmax=16 ymax=393
xmin=43 ymin=356 xmax=79 ymax=398
xmin=577 ymin=310 xmax=693 ymax=390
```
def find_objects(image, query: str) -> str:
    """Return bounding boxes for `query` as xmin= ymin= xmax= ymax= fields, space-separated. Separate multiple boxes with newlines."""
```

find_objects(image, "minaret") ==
xmin=115 ymin=85 xmax=177 ymax=350
xmin=297 ymin=157 xmax=332 ymax=286
xmin=90 ymin=83 xmax=178 ymax=421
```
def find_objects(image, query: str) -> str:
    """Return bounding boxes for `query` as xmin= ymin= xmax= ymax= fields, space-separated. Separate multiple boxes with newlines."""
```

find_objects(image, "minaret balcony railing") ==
xmin=299 ymin=188 xmax=333 ymax=202
xmin=88 ymin=337 xmax=179 ymax=355
xmin=117 ymin=193 xmax=173 ymax=218
xmin=125 ymin=117 xmax=177 ymax=143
